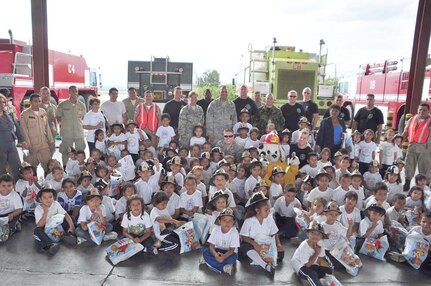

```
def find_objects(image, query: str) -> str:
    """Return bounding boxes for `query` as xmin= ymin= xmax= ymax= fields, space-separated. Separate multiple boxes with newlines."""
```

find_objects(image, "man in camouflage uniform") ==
xmin=216 ymin=129 xmax=243 ymax=162
xmin=40 ymin=87 xmax=58 ymax=146
xmin=20 ymin=93 xmax=55 ymax=172
xmin=178 ymin=91 xmax=204 ymax=147
xmin=122 ymin=87 xmax=144 ymax=122
xmin=254 ymin=93 xmax=284 ymax=132
xmin=206 ymin=85 xmax=237 ymax=144
xmin=56 ymin=85 xmax=86 ymax=166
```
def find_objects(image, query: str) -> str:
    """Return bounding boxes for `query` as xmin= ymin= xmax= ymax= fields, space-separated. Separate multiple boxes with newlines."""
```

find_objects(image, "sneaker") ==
xmin=103 ymin=232 xmax=118 ymax=241
xmin=62 ymin=233 xmax=77 ymax=245
xmin=265 ymin=263 xmax=275 ymax=275
xmin=48 ymin=243 xmax=60 ymax=255
xmin=389 ymin=251 xmax=406 ymax=263
xmin=153 ymin=239 xmax=162 ymax=249
xmin=77 ymin=237 xmax=87 ymax=245
xmin=15 ymin=221 xmax=22 ymax=232
xmin=151 ymin=247 xmax=158 ymax=255
xmin=290 ymin=236 xmax=302 ymax=246
xmin=223 ymin=264 xmax=233 ymax=275
xmin=198 ymin=256 xmax=206 ymax=265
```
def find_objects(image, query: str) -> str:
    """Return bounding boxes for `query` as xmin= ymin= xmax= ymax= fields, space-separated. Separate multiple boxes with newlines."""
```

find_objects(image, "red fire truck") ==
xmin=338 ymin=58 xmax=431 ymax=131
xmin=0 ymin=32 xmax=99 ymax=118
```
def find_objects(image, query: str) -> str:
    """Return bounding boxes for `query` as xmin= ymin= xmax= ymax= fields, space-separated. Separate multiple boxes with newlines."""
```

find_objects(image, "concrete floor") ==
xmin=1 ymin=222 xmax=430 ymax=286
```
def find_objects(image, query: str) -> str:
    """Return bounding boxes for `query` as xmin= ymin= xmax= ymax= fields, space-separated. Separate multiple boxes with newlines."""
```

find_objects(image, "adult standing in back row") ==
xmin=280 ymin=90 xmax=305 ymax=132
xmin=135 ymin=91 xmax=161 ymax=147
xmin=163 ymin=86 xmax=186 ymax=131
xmin=123 ymin=87 xmax=144 ymax=122
xmin=352 ymin=93 xmax=384 ymax=144
xmin=233 ymin=85 xmax=257 ymax=122
xmin=197 ymin=88 xmax=213 ymax=124
xmin=100 ymin=87 xmax=127 ymax=129
xmin=300 ymin=87 xmax=319 ymax=131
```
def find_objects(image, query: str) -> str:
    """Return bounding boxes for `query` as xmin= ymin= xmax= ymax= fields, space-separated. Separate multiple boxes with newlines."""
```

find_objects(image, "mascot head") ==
xmin=258 ymin=131 xmax=286 ymax=164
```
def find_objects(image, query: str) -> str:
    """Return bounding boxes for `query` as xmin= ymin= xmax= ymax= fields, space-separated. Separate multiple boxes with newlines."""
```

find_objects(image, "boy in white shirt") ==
xmin=356 ymin=129 xmax=377 ymax=174
xmin=179 ymin=175 xmax=203 ymax=220
xmin=273 ymin=186 xmax=301 ymax=238
xmin=107 ymin=123 xmax=127 ymax=151
xmin=357 ymin=203 xmax=385 ymax=250
xmin=299 ymin=152 xmax=320 ymax=179
xmin=332 ymin=173 xmax=352 ymax=207
xmin=339 ymin=191 xmax=361 ymax=246
xmin=135 ymin=160 xmax=162 ymax=207
xmin=244 ymin=159 xmax=262 ymax=199
xmin=349 ymin=170 xmax=366 ymax=210
xmin=125 ymin=120 xmax=148 ymax=163
xmin=306 ymin=169 xmax=334 ymax=208
xmin=269 ymin=166 xmax=285 ymax=206
xmin=363 ymin=160 xmax=382 ymax=194
xmin=0 ymin=174 xmax=23 ymax=240
xmin=156 ymin=113 xmax=176 ymax=151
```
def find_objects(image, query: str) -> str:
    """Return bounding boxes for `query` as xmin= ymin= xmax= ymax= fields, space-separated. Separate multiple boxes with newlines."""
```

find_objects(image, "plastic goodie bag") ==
xmin=388 ymin=220 xmax=408 ymax=250
xmin=359 ymin=235 xmax=389 ymax=261
xmin=109 ymin=170 xmax=123 ymax=197
xmin=23 ymin=185 xmax=39 ymax=211
xmin=320 ymin=274 xmax=343 ymax=286
xmin=293 ymin=207 xmax=308 ymax=231
xmin=44 ymin=214 xmax=65 ymax=242
xmin=192 ymin=213 xmax=209 ymax=244
xmin=405 ymin=208 xmax=421 ymax=226
xmin=88 ymin=221 xmax=106 ymax=245
xmin=174 ymin=221 xmax=201 ymax=254
xmin=107 ymin=145 xmax=121 ymax=161
xmin=105 ymin=238 xmax=144 ymax=265
xmin=402 ymin=231 xmax=430 ymax=270
xmin=0 ymin=217 xmax=9 ymax=242
xmin=252 ymin=233 xmax=278 ymax=266
xmin=329 ymin=238 xmax=362 ymax=276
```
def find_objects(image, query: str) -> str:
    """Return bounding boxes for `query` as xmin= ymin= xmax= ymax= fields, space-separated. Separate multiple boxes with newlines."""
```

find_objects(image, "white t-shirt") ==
xmin=244 ymin=138 xmax=260 ymax=149
xmin=339 ymin=205 xmax=361 ymax=237
xmin=244 ymin=175 xmax=260 ymax=200
xmin=269 ymin=183 xmax=283 ymax=206
xmin=310 ymin=213 xmax=326 ymax=224
xmin=114 ymin=196 xmax=128 ymax=220
xmin=156 ymin=126 xmax=176 ymax=148
xmin=234 ymin=136 xmax=248 ymax=147
xmin=190 ymin=136 xmax=206 ymax=146
xmin=95 ymin=139 xmax=107 ymax=154
xmin=207 ymin=225 xmax=240 ymax=250
xmin=291 ymin=240 xmax=326 ymax=274
xmin=322 ymin=221 xmax=347 ymax=251
xmin=77 ymin=204 xmax=107 ymax=223
xmin=46 ymin=179 xmax=63 ymax=192
xmin=35 ymin=201 xmax=66 ymax=224
xmin=408 ymin=226 xmax=431 ymax=242
xmin=359 ymin=217 xmax=384 ymax=239
xmin=150 ymin=207 xmax=172 ymax=241
xmin=273 ymin=196 xmax=301 ymax=217
xmin=83 ymin=111 xmax=106 ymax=142
xmin=208 ymin=188 xmax=236 ymax=208
xmin=306 ymin=187 xmax=333 ymax=204
xmin=0 ymin=191 xmax=23 ymax=215
xmin=167 ymin=193 xmax=180 ymax=217
xmin=386 ymin=206 xmax=403 ymax=223
xmin=135 ymin=173 xmax=161 ymax=205
xmin=102 ymin=196 xmax=116 ymax=222
xmin=380 ymin=142 xmax=396 ymax=165
xmin=196 ymin=182 xmax=208 ymax=198
xmin=121 ymin=211 xmax=152 ymax=237
xmin=179 ymin=190 xmax=203 ymax=215
xmin=332 ymin=186 xmax=350 ymax=206
xmin=386 ymin=182 xmax=403 ymax=203
xmin=335 ymin=169 xmax=351 ymax=182
xmin=365 ymin=197 xmax=390 ymax=210
xmin=349 ymin=186 xmax=366 ymax=210
xmin=109 ymin=133 xmax=127 ymax=151
xmin=240 ymin=215 xmax=278 ymax=239
xmin=100 ymin=101 xmax=126 ymax=126
xmin=299 ymin=164 xmax=320 ymax=178
xmin=406 ymin=197 xmax=422 ymax=208
xmin=126 ymin=131 xmax=146 ymax=154
xmin=358 ymin=141 xmax=377 ymax=163
xmin=232 ymin=177 xmax=246 ymax=202
xmin=15 ymin=179 xmax=40 ymax=196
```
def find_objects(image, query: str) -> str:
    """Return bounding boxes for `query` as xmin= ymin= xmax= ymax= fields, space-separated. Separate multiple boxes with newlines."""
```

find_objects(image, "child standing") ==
xmin=125 ymin=120 xmax=148 ymax=163
xmin=94 ymin=129 xmax=107 ymax=155
xmin=232 ymin=164 xmax=247 ymax=206
xmin=279 ymin=129 xmax=291 ymax=162
xmin=234 ymin=123 xmax=250 ymax=147
xmin=200 ymin=207 xmax=239 ymax=275
xmin=239 ymin=192 xmax=284 ymax=274
xmin=356 ymin=129 xmax=377 ymax=174
xmin=156 ymin=113 xmax=176 ymax=151
xmin=34 ymin=186 xmax=76 ymax=254
xmin=291 ymin=221 xmax=332 ymax=286
xmin=379 ymin=128 xmax=397 ymax=177
xmin=0 ymin=174 xmax=23 ymax=240
xmin=317 ymin=148 xmax=331 ymax=169
xmin=233 ymin=108 xmax=253 ymax=135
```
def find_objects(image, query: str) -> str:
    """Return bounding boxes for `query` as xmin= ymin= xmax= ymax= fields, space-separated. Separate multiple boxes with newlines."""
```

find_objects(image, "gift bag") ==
xmin=320 ymin=274 xmax=343 ymax=286
xmin=388 ymin=220 xmax=408 ymax=250
xmin=330 ymin=238 xmax=362 ymax=276
xmin=23 ymin=185 xmax=38 ymax=211
xmin=402 ymin=231 xmax=430 ymax=270
xmin=118 ymin=155 xmax=136 ymax=181
xmin=192 ymin=213 xmax=209 ymax=245
xmin=405 ymin=208 xmax=421 ymax=226
xmin=105 ymin=238 xmax=144 ymax=265
xmin=293 ymin=208 xmax=308 ymax=231
xmin=88 ymin=221 xmax=106 ymax=245
xmin=107 ymin=145 xmax=121 ymax=161
xmin=174 ymin=221 xmax=201 ymax=254
xmin=109 ymin=171 xmax=123 ymax=197
xmin=359 ymin=235 xmax=389 ymax=261
xmin=252 ymin=233 xmax=278 ymax=266
xmin=0 ymin=217 xmax=9 ymax=242
xmin=44 ymin=214 xmax=65 ymax=242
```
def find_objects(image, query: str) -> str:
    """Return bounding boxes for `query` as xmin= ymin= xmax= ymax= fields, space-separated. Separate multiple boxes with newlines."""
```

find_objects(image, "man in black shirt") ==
xmin=233 ymin=85 xmax=257 ymax=122
xmin=280 ymin=90 xmax=305 ymax=132
xmin=300 ymin=87 xmax=319 ymax=130
xmin=162 ymin=86 xmax=186 ymax=131
xmin=197 ymin=88 xmax=213 ymax=123
xmin=352 ymin=93 xmax=384 ymax=144
xmin=323 ymin=95 xmax=351 ymax=125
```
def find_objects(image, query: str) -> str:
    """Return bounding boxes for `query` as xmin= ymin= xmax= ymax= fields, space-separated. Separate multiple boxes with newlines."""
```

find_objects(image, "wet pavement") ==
xmin=1 ymin=222 xmax=430 ymax=286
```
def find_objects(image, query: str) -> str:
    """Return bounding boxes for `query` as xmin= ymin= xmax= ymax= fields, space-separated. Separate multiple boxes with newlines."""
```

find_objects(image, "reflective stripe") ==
xmin=408 ymin=115 xmax=431 ymax=144
xmin=137 ymin=103 xmax=158 ymax=132
xmin=418 ymin=117 xmax=431 ymax=142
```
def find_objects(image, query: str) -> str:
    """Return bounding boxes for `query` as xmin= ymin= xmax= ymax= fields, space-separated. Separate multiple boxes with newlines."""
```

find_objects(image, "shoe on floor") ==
xmin=62 ymin=233 xmax=77 ymax=245
xmin=153 ymin=239 xmax=162 ymax=249
xmin=77 ymin=237 xmax=87 ymax=245
xmin=389 ymin=251 xmax=406 ymax=263
xmin=48 ymin=243 xmax=60 ymax=255
xmin=103 ymin=232 xmax=118 ymax=241
xmin=265 ymin=263 xmax=275 ymax=275
xmin=223 ymin=264 xmax=233 ymax=275
xmin=15 ymin=221 xmax=22 ymax=232
xmin=198 ymin=256 xmax=206 ymax=265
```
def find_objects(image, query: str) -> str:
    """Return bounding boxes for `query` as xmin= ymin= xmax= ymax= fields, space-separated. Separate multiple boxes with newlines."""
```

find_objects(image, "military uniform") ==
xmin=40 ymin=102 xmax=58 ymax=143
xmin=123 ymin=97 xmax=144 ymax=122
xmin=57 ymin=100 xmax=86 ymax=165
xmin=215 ymin=140 xmax=244 ymax=163
xmin=206 ymin=99 xmax=237 ymax=143
xmin=178 ymin=104 xmax=204 ymax=148
xmin=20 ymin=108 xmax=54 ymax=172
xmin=254 ymin=106 xmax=285 ymax=132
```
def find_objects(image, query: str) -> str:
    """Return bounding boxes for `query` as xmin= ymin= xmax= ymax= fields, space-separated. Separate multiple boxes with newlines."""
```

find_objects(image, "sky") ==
xmin=2 ymin=0 xmax=428 ymax=90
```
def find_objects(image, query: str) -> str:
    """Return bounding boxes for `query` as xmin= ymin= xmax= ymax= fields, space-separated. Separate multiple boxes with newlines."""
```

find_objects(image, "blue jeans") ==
xmin=203 ymin=247 xmax=237 ymax=273
xmin=75 ymin=223 xmax=113 ymax=245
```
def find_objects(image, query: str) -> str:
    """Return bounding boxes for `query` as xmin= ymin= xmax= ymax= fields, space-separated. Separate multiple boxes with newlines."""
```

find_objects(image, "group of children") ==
xmin=1 ymin=109 xmax=431 ymax=284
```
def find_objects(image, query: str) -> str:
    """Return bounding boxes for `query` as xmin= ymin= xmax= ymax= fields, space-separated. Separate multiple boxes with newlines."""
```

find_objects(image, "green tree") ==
xmin=195 ymin=84 xmax=237 ymax=101
xmin=197 ymin=70 xmax=220 ymax=87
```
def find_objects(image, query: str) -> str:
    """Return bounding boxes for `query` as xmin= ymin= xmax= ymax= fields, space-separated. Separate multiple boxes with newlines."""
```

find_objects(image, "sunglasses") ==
xmin=289 ymin=96 xmax=297 ymax=98
xmin=224 ymin=135 xmax=234 ymax=138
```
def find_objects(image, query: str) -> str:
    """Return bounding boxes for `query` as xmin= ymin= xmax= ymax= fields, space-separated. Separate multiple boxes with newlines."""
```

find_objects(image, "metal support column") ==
xmin=31 ymin=0 xmax=49 ymax=92
xmin=405 ymin=0 xmax=431 ymax=114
